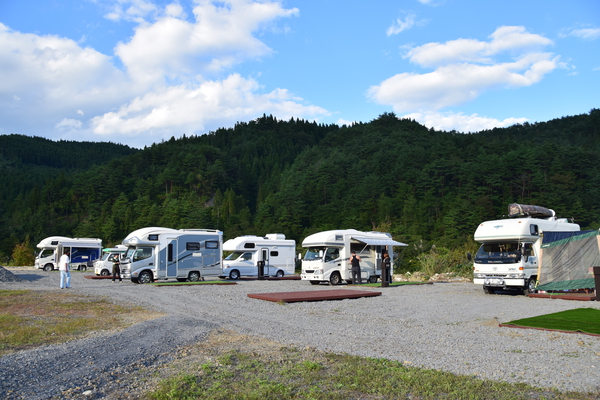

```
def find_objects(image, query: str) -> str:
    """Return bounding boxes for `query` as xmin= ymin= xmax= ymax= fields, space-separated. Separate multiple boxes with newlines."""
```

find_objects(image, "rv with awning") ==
xmin=300 ymin=229 xmax=407 ymax=285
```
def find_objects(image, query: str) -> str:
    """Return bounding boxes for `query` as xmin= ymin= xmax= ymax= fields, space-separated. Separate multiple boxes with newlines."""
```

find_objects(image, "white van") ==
xmin=220 ymin=234 xmax=296 ymax=279
xmin=94 ymin=246 xmax=127 ymax=276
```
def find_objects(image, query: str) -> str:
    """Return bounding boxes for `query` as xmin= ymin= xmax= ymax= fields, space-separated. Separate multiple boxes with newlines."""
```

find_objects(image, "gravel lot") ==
xmin=1 ymin=267 xmax=600 ymax=399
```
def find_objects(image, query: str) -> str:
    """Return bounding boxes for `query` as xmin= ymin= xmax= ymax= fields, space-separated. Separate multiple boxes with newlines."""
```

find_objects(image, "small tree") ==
xmin=11 ymin=237 xmax=36 ymax=267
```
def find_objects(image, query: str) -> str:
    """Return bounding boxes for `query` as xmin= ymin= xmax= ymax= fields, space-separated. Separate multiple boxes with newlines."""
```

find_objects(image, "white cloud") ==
xmin=368 ymin=26 xmax=558 ymax=113
xmin=387 ymin=12 xmax=417 ymax=36
xmin=405 ymin=26 xmax=553 ymax=68
xmin=88 ymin=74 xmax=328 ymax=144
xmin=0 ymin=1 xmax=324 ymax=148
xmin=565 ymin=27 xmax=600 ymax=41
xmin=402 ymin=111 xmax=528 ymax=133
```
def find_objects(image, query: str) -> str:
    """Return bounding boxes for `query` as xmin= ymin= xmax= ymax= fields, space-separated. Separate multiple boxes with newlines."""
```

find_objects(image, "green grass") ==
xmin=147 ymin=347 xmax=595 ymax=400
xmin=503 ymin=308 xmax=600 ymax=335
xmin=0 ymin=289 xmax=160 ymax=355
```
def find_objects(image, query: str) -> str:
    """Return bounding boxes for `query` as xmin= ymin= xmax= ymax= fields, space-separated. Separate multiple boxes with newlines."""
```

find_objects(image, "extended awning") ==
xmin=351 ymin=236 xmax=408 ymax=247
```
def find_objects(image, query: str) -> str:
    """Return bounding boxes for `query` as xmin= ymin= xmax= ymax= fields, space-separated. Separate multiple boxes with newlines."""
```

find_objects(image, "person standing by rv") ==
xmin=349 ymin=251 xmax=361 ymax=284
xmin=382 ymin=252 xmax=392 ymax=284
xmin=112 ymin=254 xmax=122 ymax=282
xmin=58 ymin=250 xmax=71 ymax=289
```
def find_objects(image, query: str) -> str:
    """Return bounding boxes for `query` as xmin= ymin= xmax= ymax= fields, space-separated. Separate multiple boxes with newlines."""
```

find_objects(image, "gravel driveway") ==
xmin=1 ymin=268 xmax=599 ymax=399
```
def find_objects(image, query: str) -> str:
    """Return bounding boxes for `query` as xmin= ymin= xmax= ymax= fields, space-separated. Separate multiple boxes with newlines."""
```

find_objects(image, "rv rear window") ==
xmin=187 ymin=242 xmax=201 ymax=251
xmin=270 ymin=251 xmax=279 ymax=257
xmin=148 ymin=234 xmax=159 ymax=241
xmin=244 ymin=243 xmax=255 ymax=249
xmin=206 ymin=241 xmax=219 ymax=249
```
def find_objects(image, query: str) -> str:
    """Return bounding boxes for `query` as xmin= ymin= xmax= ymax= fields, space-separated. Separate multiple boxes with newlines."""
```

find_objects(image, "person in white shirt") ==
xmin=59 ymin=250 xmax=71 ymax=289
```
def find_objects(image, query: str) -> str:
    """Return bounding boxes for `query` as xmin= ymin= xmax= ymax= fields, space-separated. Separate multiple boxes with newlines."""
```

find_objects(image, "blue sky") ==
xmin=0 ymin=0 xmax=598 ymax=148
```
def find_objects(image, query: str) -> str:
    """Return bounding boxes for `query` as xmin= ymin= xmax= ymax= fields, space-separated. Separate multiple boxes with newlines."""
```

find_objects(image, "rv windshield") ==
xmin=38 ymin=249 xmax=54 ymax=259
xmin=125 ymin=246 xmax=153 ymax=262
xmin=304 ymin=247 xmax=324 ymax=260
xmin=475 ymin=243 xmax=521 ymax=263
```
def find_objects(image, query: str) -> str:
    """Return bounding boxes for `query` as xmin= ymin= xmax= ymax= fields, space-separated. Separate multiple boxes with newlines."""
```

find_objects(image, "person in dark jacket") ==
xmin=112 ymin=255 xmax=122 ymax=282
xmin=349 ymin=251 xmax=361 ymax=284
xmin=382 ymin=252 xmax=392 ymax=284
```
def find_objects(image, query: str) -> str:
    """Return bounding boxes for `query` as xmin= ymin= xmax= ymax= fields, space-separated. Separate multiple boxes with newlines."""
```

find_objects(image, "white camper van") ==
xmin=35 ymin=236 xmax=102 ymax=271
xmin=119 ymin=227 xmax=223 ymax=284
xmin=472 ymin=204 xmax=580 ymax=295
xmin=94 ymin=245 xmax=127 ymax=276
xmin=301 ymin=229 xmax=407 ymax=285
xmin=220 ymin=233 xmax=296 ymax=279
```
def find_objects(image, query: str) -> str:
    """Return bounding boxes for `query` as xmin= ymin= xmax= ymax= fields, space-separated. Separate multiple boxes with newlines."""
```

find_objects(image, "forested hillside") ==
xmin=2 ymin=110 xmax=599 ymax=271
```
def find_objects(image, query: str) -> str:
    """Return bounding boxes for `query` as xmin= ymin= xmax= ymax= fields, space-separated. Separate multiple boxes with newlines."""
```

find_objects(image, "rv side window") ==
xmin=148 ymin=234 xmax=159 ymax=241
xmin=186 ymin=242 xmax=201 ymax=251
xmin=523 ymin=243 xmax=534 ymax=256
xmin=168 ymin=244 xmax=174 ymax=262
xmin=206 ymin=241 xmax=219 ymax=249
xmin=40 ymin=249 xmax=54 ymax=258
xmin=241 ymin=252 xmax=253 ymax=261
xmin=244 ymin=243 xmax=255 ymax=249
xmin=270 ymin=251 xmax=279 ymax=257
xmin=335 ymin=235 xmax=343 ymax=241
xmin=530 ymin=225 xmax=539 ymax=236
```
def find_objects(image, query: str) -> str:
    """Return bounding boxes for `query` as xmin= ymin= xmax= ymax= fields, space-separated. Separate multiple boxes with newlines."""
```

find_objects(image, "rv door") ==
xmin=261 ymin=248 xmax=270 ymax=275
xmin=166 ymin=239 xmax=178 ymax=277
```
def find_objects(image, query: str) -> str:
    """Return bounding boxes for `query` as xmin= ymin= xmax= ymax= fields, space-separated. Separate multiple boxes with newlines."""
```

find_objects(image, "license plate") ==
xmin=485 ymin=278 xmax=503 ymax=285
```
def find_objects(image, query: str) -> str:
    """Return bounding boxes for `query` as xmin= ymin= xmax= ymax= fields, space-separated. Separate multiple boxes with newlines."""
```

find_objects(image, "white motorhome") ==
xmin=220 ymin=233 xmax=296 ymax=280
xmin=34 ymin=236 xmax=102 ymax=271
xmin=472 ymin=204 xmax=580 ymax=295
xmin=119 ymin=227 xmax=223 ymax=284
xmin=94 ymin=245 xmax=127 ymax=276
xmin=300 ymin=229 xmax=407 ymax=285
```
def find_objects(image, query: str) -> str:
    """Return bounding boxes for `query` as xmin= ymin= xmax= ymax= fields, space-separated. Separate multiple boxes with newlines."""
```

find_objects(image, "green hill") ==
xmin=1 ymin=110 xmax=599 ymax=271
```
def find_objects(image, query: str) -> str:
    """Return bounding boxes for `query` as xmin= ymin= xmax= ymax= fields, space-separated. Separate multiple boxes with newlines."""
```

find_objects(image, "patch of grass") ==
xmin=503 ymin=308 xmax=600 ymax=335
xmin=147 ymin=346 xmax=594 ymax=400
xmin=0 ymin=289 xmax=160 ymax=356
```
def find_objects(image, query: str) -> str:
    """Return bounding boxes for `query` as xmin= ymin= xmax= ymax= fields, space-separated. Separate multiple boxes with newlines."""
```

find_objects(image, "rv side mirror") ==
xmin=319 ymin=250 xmax=324 ymax=258
xmin=466 ymin=252 xmax=472 ymax=261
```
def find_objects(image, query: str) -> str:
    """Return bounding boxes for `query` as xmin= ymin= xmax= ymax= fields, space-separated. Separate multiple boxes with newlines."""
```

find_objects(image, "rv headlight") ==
xmin=315 ymin=269 xmax=323 ymax=275
xmin=474 ymin=273 xmax=485 ymax=278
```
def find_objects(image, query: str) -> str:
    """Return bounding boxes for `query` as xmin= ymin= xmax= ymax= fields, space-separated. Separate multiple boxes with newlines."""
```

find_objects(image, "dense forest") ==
xmin=2 ymin=110 xmax=599 ymax=271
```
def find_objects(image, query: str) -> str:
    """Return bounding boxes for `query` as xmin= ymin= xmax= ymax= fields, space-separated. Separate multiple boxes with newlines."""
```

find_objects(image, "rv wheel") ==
xmin=138 ymin=271 xmax=153 ymax=284
xmin=229 ymin=270 xmax=240 ymax=280
xmin=329 ymin=272 xmax=342 ymax=286
xmin=188 ymin=272 xmax=200 ymax=282
xmin=79 ymin=265 xmax=87 ymax=271
xmin=43 ymin=264 xmax=53 ymax=272
xmin=100 ymin=269 xmax=110 ymax=276
xmin=523 ymin=277 xmax=537 ymax=295
xmin=368 ymin=276 xmax=378 ymax=283
xmin=275 ymin=270 xmax=284 ymax=278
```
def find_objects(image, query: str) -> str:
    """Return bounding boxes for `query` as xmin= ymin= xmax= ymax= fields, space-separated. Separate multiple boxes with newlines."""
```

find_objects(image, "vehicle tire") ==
xmin=368 ymin=275 xmax=378 ymax=283
xmin=138 ymin=270 xmax=153 ymax=284
xmin=43 ymin=264 xmax=53 ymax=272
xmin=275 ymin=270 xmax=284 ymax=278
xmin=188 ymin=271 xmax=201 ymax=282
xmin=100 ymin=269 xmax=110 ymax=276
xmin=483 ymin=286 xmax=496 ymax=294
xmin=79 ymin=265 xmax=87 ymax=271
xmin=229 ymin=269 xmax=240 ymax=280
xmin=309 ymin=280 xmax=320 ymax=285
xmin=523 ymin=277 xmax=537 ymax=295
xmin=329 ymin=272 xmax=342 ymax=286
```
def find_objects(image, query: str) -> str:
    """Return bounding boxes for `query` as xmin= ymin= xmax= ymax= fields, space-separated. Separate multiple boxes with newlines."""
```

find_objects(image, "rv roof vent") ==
xmin=265 ymin=233 xmax=286 ymax=240
xmin=244 ymin=243 xmax=256 ymax=249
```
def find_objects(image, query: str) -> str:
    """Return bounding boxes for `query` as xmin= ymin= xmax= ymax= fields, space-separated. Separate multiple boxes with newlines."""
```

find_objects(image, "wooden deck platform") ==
xmin=528 ymin=293 xmax=596 ymax=301
xmin=247 ymin=289 xmax=382 ymax=303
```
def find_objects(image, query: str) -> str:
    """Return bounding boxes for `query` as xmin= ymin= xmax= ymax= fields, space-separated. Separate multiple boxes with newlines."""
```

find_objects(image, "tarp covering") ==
xmin=508 ymin=203 xmax=554 ymax=219
xmin=537 ymin=230 xmax=600 ymax=292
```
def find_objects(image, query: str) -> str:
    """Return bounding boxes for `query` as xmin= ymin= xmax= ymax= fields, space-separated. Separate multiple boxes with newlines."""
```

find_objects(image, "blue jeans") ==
xmin=60 ymin=270 xmax=71 ymax=288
